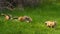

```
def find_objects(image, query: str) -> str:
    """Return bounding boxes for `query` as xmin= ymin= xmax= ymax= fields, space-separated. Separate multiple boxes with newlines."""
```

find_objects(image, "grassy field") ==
xmin=0 ymin=4 xmax=60 ymax=34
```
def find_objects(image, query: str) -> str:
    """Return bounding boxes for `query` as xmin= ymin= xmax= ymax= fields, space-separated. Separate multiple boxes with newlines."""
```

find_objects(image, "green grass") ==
xmin=0 ymin=4 xmax=60 ymax=34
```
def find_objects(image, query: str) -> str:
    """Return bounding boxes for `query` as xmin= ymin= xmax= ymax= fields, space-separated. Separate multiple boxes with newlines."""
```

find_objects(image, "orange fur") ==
xmin=18 ymin=16 xmax=32 ymax=22
xmin=18 ymin=16 xmax=24 ymax=21
xmin=5 ymin=15 xmax=10 ymax=20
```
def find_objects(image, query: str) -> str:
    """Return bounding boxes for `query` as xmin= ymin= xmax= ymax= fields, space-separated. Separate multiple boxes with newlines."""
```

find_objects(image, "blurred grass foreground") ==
xmin=0 ymin=0 xmax=60 ymax=34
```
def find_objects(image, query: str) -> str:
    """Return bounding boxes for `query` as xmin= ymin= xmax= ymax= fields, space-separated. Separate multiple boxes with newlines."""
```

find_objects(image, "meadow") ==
xmin=0 ymin=3 xmax=60 ymax=34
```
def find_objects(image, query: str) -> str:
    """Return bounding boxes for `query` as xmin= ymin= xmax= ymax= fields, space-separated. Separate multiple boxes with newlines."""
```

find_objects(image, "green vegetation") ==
xmin=0 ymin=2 xmax=60 ymax=34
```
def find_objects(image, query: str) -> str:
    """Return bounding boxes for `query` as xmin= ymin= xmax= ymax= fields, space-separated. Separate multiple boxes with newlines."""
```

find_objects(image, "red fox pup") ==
xmin=45 ymin=21 xmax=56 ymax=28
xmin=18 ymin=16 xmax=32 ymax=23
